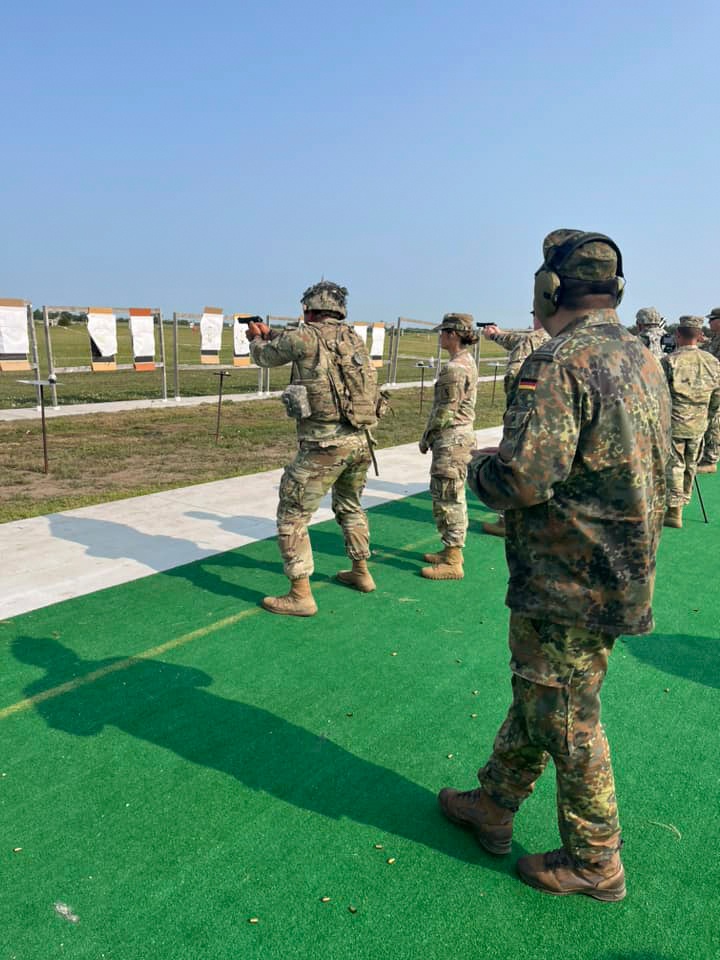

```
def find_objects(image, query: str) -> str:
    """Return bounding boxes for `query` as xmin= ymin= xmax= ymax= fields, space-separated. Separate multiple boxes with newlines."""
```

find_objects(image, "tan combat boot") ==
xmin=420 ymin=546 xmax=464 ymax=580
xmin=438 ymin=787 xmax=514 ymax=855
xmin=261 ymin=577 xmax=318 ymax=617
xmin=516 ymin=848 xmax=626 ymax=902
xmin=663 ymin=505 xmax=683 ymax=528
xmin=423 ymin=545 xmax=449 ymax=564
xmin=481 ymin=517 xmax=506 ymax=538
xmin=336 ymin=559 xmax=376 ymax=593
xmin=697 ymin=462 xmax=717 ymax=474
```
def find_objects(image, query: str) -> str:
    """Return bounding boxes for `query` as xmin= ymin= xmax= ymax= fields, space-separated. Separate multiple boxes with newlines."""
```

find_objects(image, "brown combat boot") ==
xmin=663 ymin=505 xmax=683 ymax=528
xmin=697 ymin=462 xmax=717 ymax=474
xmin=438 ymin=787 xmax=514 ymax=855
xmin=516 ymin=848 xmax=626 ymax=902
xmin=481 ymin=517 xmax=506 ymax=538
xmin=336 ymin=559 xmax=376 ymax=593
xmin=261 ymin=577 xmax=318 ymax=617
xmin=421 ymin=546 xmax=464 ymax=580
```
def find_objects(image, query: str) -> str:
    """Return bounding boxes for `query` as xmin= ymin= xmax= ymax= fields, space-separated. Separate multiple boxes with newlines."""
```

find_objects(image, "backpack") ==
xmin=310 ymin=323 xmax=379 ymax=429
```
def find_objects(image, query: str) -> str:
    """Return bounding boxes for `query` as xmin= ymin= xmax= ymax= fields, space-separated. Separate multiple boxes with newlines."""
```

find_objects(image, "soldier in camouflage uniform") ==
xmin=661 ymin=315 xmax=720 ymax=526
xmin=697 ymin=306 xmax=720 ymax=474
xmin=635 ymin=306 xmax=665 ymax=363
xmin=247 ymin=282 xmax=377 ymax=616
xmin=479 ymin=317 xmax=550 ymax=537
xmin=419 ymin=314 xmax=478 ymax=580
xmin=439 ymin=230 xmax=671 ymax=901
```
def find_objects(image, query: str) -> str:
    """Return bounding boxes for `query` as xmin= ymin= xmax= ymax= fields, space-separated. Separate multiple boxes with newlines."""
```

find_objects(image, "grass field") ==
xmin=1 ymin=482 xmax=718 ymax=960
xmin=0 ymin=383 xmax=507 ymax=523
xmin=0 ymin=324 xmax=506 ymax=409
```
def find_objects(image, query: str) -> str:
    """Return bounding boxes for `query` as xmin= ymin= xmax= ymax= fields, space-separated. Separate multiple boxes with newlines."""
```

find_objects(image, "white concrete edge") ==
xmin=0 ymin=428 xmax=503 ymax=619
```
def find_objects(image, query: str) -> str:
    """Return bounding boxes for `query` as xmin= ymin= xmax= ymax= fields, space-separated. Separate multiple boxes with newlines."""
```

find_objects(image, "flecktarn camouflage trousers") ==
xmin=667 ymin=436 xmax=703 ymax=506
xmin=430 ymin=433 xmax=474 ymax=547
xmin=276 ymin=434 xmax=372 ymax=579
xmin=478 ymin=613 xmax=621 ymax=865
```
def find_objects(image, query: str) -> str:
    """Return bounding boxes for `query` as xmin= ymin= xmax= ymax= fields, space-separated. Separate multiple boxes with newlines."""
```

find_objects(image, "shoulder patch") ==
xmin=531 ymin=337 xmax=565 ymax=362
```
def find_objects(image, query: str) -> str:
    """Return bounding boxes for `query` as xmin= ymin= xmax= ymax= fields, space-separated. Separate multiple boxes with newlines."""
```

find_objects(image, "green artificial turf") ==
xmin=0 ymin=483 xmax=718 ymax=960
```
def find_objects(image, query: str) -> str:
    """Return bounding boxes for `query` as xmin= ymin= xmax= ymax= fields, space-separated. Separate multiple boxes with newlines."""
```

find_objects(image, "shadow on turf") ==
xmin=185 ymin=510 xmax=430 ymax=575
xmin=624 ymin=634 xmax=720 ymax=689
xmin=13 ymin=635 xmax=526 ymax=872
xmin=596 ymin=954 xmax=671 ymax=960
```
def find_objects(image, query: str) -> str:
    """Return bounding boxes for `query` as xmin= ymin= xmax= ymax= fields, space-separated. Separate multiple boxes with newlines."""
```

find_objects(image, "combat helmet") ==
xmin=301 ymin=281 xmax=348 ymax=319
xmin=636 ymin=307 xmax=664 ymax=329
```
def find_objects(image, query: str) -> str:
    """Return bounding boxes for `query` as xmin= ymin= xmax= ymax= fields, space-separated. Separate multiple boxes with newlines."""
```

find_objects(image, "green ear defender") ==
xmin=533 ymin=267 xmax=564 ymax=320
xmin=533 ymin=233 xmax=625 ymax=320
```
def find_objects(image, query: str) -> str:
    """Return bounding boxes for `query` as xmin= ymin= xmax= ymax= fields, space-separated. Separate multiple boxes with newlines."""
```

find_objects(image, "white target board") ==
xmin=353 ymin=323 xmax=368 ymax=345
xmin=88 ymin=307 xmax=117 ymax=371
xmin=0 ymin=298 xmax=30 ymax=371
xmin=233 ymin=315 xmax=251 ymax=367
xmin=370 ymin=324 xmax=386 ymax=368
xmin=129 ymin=309 xmax=156 ymax=371
xmin=201 ymin=307 xmax=224 ymax=363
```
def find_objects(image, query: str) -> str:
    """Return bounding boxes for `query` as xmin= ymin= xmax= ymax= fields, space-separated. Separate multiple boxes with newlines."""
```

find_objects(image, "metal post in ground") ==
xmin=173 ymin=312 xmax=181 ymax=401
xmin=491 ymin=363 xmax=500 ymax=405
xmin=42 ymin=306 xmax=59 ymax=408
xmin=157 ymin=310 xmax=168 ymax=401
xmin=27 ymin=304 xmax=43 ymax=409
xmin=213 ymin=370 xmax=231 ymax=443
xmin=18 ymin=377 xmax=57 ymax=473
xmin=694 ymin=476 xmax=709 ymax=523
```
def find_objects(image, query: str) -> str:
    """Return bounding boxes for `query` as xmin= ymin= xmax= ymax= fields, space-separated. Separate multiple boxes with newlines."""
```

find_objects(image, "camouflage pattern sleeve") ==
xmin=421 ymin=362 xmax=465 ymax=447
xmin=468 ymin=353 xmax=581 ymax=510
xmin=491 ymin=332 xmax=528 ymax=352
xmin=709 ymin=374 xmax=720 ymax=421
xmin=249 ymin=328 xmax=308 ymax=368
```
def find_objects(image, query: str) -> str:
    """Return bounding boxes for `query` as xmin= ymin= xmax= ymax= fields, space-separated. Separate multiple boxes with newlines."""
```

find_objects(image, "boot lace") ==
xmin=457 ymin=788 xmax=485 ymax=802
xmin=544 ymin=848 xmax=574 ymax=869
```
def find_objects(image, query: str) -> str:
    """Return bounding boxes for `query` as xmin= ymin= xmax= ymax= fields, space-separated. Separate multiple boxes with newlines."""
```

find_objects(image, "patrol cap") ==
xmin=542 ymin=229 xmax=620 ymax=281
xmin=636 ymin=307 xmax=663 ymax=327
xmin=706 ymin=307 xmax=720 ymax=320
xmin=433 ymin=312 xmax=475 ymax=334
xmin=677 ymin=315 xmax=705 ymax=329
xmin=301 ymin=280 xmax=348 ymax=318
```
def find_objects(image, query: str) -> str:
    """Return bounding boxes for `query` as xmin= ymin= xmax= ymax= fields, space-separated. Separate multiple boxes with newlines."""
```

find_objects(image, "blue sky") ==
xmin=3 ymin=0 xmax=719 ymax=326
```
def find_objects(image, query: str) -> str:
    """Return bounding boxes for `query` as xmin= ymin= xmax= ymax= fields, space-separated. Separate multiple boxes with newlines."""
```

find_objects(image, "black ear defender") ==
xmin=534 ymin=233 xmax=624 ymax=320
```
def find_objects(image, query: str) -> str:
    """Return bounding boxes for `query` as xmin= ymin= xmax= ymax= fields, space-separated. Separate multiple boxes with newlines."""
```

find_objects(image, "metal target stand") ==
xmin=172 ymin=311 xmax=270 ymax=401
xmin=43 ymin=304 xmax=168 ymax=409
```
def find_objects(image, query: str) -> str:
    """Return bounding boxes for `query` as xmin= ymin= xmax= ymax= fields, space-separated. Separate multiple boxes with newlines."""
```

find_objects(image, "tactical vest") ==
xmin=293 ymin=322 xmax=379 ymax=429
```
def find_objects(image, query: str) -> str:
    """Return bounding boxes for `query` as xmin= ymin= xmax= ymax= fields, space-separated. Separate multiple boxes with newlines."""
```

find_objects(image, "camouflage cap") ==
xmin=433 ymin=312 xmax=475 ymax=334
xmin=301 ymin=280 xmax=348 ymax=318
xmin=678 ymin=315 xmax=705 ymax=329
xmin=636 ymin=307 xmax=663 ymax=327
xmin=706 ymin=307 xmax=720 ymax=320
xmin=542 ymin=228 xmax=619 ymax=281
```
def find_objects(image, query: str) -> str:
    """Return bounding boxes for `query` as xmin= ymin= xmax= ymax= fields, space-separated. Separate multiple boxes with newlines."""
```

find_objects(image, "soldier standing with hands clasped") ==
xmin=661 ymin=315 xmax=720 ymax=527
xmin=438 ymin=230 xmax=670 ymax=901
xmin=247 ymin=281 xmax=379 ymax=617
xmin=418 ymin=313 xmax=478 ymax=581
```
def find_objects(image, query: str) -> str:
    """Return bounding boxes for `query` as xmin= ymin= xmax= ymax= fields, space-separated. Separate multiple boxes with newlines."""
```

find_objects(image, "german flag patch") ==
xmin=519 ymin=378 xmax=538 ymax=391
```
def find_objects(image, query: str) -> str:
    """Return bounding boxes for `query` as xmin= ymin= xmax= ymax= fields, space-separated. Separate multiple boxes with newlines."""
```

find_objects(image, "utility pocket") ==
xmin=498 ymin=408 xmax=532 ymax=460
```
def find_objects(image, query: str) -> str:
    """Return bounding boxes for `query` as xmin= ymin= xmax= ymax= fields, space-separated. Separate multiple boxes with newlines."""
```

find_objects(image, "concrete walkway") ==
xmin=0 ymin=427 xmax=503 ymax=619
